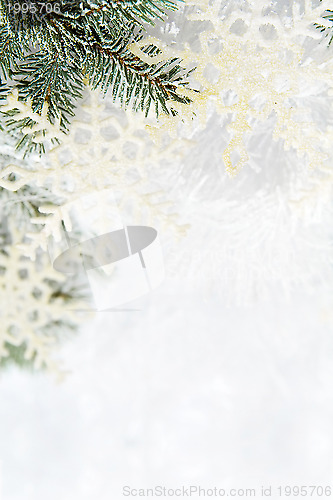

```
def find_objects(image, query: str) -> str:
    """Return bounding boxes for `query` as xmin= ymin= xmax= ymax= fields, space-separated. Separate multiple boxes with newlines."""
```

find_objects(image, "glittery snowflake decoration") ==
xmin=0 ymin=121 xmax=90 ymax=375
xmin=136 ymin=0 xmax=333 ymax=173
xmin=0 ymin=88 xmax=190 ymax=258
xmin=0 ymin=193 xmax=88 ymax=375
xmin=0 ymin=88 xmax=63 ymax=156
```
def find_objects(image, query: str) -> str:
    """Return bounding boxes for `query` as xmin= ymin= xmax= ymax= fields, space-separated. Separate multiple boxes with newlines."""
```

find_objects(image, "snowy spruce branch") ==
xmin=0 ymin=0 xmax=192 ymax=155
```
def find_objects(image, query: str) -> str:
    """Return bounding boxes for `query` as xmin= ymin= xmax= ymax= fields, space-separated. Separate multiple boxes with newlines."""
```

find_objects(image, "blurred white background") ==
xmin=1 ymin=279 xmax=333 ymax=499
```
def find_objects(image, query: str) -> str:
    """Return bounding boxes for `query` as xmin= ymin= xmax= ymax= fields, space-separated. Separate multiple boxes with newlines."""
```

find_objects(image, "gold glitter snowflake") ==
xmin=0 ymin=88 xmax=190 ymax=257
xmin=135 ymin=0 xmax=333 ymax=173
xmin=0 ymin=224 xmax=86 ymax=375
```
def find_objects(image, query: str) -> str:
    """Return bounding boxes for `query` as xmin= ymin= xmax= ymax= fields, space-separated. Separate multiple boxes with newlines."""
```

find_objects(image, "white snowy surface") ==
xmin=1 ymin=281 xmax=333 ymax=499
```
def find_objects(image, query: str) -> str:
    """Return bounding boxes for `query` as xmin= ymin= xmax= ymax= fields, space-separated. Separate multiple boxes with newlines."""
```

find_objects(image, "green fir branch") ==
xmin=315 ymin=2 xmax=333 ymax=46
xmin=15 ymin=51 xmax=85 ymax=129
xmin=85 ymin=32 xmax=192 ymax=116
xmin=0 ymin=0 xmax=192 ymax=155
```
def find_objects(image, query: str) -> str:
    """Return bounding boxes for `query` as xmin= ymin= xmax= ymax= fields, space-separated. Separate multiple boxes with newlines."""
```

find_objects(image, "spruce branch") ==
xmin=86 ymin=32 xmax=192 ymax=116
xmin=76 ymin=0 xmax=180 ymax=26
xmin=315 ymin=9 xmax=333 ymax=46
xmin=0 ymin=0 xmax=192 ymax=155
xmin=15 ymin=51 xmax=85 ymax=129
